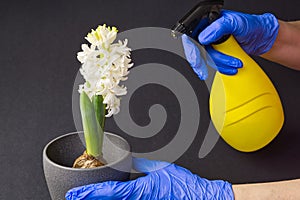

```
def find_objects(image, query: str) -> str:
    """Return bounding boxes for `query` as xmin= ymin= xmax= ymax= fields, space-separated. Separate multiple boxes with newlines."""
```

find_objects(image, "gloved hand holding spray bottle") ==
xmin=66 ymin=0 xmax=285 ymax=199
xmin=174 ymin=0 xmax=284 ymax=152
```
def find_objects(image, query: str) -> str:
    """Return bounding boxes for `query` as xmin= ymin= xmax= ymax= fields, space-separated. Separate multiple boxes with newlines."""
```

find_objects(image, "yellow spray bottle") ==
xmin=172 ymin=0 xmax=284 ymax=152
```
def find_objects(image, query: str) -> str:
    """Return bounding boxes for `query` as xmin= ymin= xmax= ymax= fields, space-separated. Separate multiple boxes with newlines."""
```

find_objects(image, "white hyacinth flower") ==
xmin=77 ymin=24 xmax=133 ymax=117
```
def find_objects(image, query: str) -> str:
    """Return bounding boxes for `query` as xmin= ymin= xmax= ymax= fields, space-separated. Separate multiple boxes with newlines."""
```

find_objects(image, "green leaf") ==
xmin=80 ymin=92 xmax=103 ymax=158
xmin=92 ymin=95 xmax=106 ymax=130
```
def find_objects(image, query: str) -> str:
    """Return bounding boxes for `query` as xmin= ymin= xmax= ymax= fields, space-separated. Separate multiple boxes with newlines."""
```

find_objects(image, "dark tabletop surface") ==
xmin=1 ymin=0 xmax=300 ymax=199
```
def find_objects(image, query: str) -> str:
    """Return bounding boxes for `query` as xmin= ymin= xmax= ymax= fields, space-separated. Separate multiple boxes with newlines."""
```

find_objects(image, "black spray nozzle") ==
xmin=171 ymin=0 xmax=224 ymax=39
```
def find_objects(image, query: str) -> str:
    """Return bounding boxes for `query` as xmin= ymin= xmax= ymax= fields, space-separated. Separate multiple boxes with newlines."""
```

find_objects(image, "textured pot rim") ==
xmin=43 ymin=131 xmax=131 ymax=171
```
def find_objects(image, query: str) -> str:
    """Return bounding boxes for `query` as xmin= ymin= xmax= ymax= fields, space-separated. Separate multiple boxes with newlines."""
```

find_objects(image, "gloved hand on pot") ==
xmin=182 ymin=10 xmax=279 ymax=80
xmin=65 ymin=157 xmax=234 ymax=200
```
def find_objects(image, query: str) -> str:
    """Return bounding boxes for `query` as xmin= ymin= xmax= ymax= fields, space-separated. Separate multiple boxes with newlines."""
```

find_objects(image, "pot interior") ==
xmin=45 ymin=132 xmax=130 ymax=168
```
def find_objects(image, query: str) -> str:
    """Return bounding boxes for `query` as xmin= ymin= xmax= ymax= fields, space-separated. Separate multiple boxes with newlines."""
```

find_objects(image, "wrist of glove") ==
xmin=65 ymin=158 xmax=234 ymax=200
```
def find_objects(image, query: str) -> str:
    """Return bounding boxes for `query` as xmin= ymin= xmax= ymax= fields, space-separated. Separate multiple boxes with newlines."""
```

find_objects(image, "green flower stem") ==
xmin=80 ymin=92 xmax=103 ymax=158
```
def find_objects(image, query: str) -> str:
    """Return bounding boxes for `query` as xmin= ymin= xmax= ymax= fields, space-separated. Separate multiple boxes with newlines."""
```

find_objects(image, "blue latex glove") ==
xmin=182 ymin=10 xmax=279 ymax=80
xmin=182 ymin=34 xmax=240 ymax=80
xmin=65 ymin=158 xmax=234 ymax=200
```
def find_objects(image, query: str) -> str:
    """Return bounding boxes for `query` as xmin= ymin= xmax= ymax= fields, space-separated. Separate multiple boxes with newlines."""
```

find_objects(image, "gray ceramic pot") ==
xmin=43 ymin=131 xmax=132 ymax=200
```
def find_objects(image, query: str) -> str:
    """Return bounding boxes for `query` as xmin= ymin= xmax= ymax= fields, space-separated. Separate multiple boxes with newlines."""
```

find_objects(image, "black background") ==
xmin=1 ymin=0 xmax=300 ymax=199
